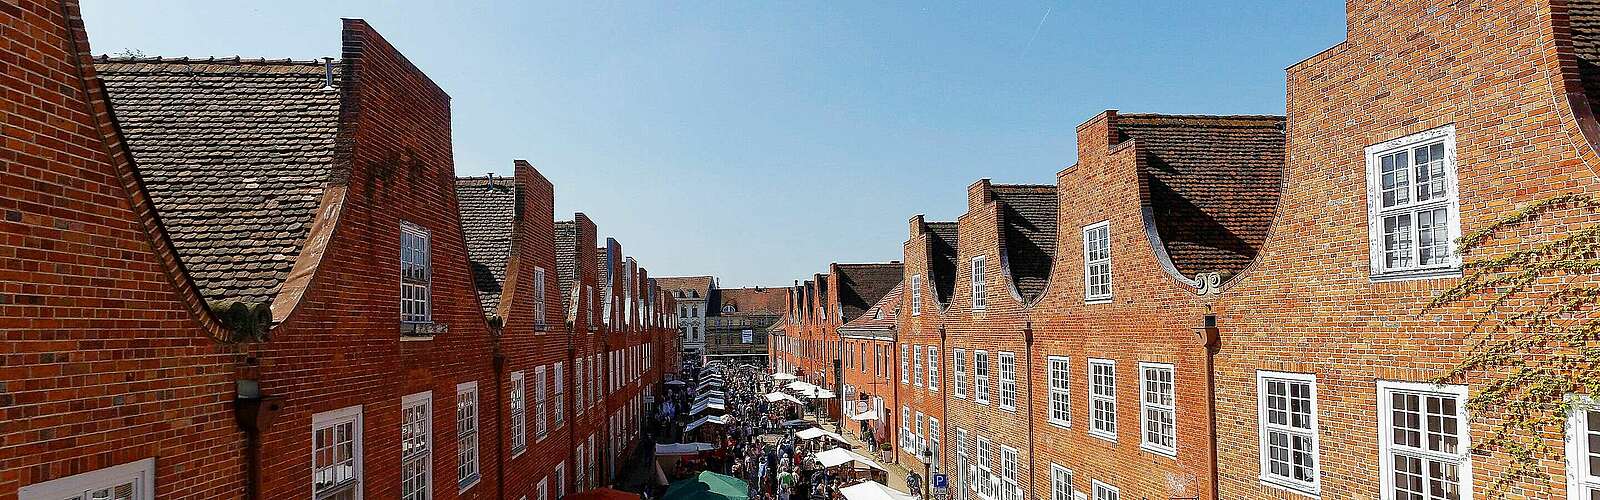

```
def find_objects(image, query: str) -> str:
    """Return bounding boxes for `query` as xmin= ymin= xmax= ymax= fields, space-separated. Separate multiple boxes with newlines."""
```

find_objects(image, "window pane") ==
xmin=1383 ymin=214 xmax=1415 ymax=270
xmin=1417 ymin=207 xmax=1450 ymax=266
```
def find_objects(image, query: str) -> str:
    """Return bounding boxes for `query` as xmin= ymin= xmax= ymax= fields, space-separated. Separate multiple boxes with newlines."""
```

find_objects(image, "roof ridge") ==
xmin=96 ymin=55 xmax=334 ymax=66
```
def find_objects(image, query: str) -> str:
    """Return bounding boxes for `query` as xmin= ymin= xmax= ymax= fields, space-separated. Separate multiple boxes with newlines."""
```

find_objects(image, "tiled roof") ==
xmin=839 ymin=281 xmax=902 ymax=334
xmin=555 ymin=220 xmax=577 ymax=309
xmin=991 ymin=185 xmax=1058 ymax=303
xmin=834 ymin=263 xmax=904 ymax=322
xmin=96 ymin=57 xmax=341 ymax=305
xmin=1570 ymin=0 xmax=1600 ymax=117
xmin=925 ymin=221 xmax=960 ymax=305
xmin=456 ymin=176 xmax=516 ymax=316
xmin=714 ymin=287 xmax=788 ymax=316
xmin=659 ymin=276 xmax=714 ymax=299
xmin=1116 ymin=114 xmax=1285 ymax=278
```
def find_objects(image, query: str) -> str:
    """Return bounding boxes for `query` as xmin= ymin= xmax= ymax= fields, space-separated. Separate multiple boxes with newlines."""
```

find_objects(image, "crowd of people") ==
xmin=649 ymin=361 xmax=895 ymax=500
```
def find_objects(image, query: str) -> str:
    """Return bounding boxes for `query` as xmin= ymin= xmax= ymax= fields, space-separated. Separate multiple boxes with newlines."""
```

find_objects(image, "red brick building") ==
xmin=2 ymin=3 xmax=677 ymax=498
xmin=838 ymin=281 xmax=903 ymax=460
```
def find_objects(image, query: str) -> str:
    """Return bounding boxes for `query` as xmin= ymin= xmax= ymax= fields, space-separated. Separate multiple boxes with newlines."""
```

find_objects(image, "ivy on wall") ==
xmin=1425 ymin=193 xmax=1600 ymax=494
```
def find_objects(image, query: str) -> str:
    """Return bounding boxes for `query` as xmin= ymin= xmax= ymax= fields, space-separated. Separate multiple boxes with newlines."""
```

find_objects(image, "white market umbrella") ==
xmin=685 ymin=414 xmax=729 ymax=433
xmin=815 ymin=448 xmax=887 ymax=471
xmin=765 ymin=392 xmax=803 ymax=405
xmin=690 ymin=401 xmax=726 ymax=416
xmin=796 ymin=427 xmax=849 ymax=443
xmin=840 ymin=482 xmax=917 ymax=500
xmin=850 ymin=411 xmax=879 ymax=421
xmin=655 ymin=442 xmax=715 ymax=456
xmin=809 ymin=389 xmax=837 ymax=399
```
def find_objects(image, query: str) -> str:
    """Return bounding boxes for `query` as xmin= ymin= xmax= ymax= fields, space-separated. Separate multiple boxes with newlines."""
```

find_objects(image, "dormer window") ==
xmin=400 ymin=222 xmax=432 ymax=324
xmin=1365 ymin=125 xmax=1461 ymax=280
xmin=723 ymin=305 xmax=735 ymax=313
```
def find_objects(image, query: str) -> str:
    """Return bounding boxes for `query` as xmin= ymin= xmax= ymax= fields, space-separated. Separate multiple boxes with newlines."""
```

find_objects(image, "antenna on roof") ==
xmin=486 ymin=173 xmax=495 ymax=189
xmin=320 ymin=57 xmax=335 ymax=91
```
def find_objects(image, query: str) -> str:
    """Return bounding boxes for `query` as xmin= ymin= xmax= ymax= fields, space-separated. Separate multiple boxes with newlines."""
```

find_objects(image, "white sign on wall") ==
xmin=741 ymin=329 xmax=753 ymax=344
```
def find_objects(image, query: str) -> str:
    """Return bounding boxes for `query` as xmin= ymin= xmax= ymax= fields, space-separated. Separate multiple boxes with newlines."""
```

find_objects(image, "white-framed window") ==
xmin=957 ymin=428 xmax=971 ymax=500
xmin=575 ymin=358 xmax=585 ymax=416
xmin=929 ymin=347 xmax=940 ymax=391
xmin=554 ymin=362 xmax=566 ymax=425
xmin=1083 ymin=221 xmax=1111 ymax=302
xmin=312 ymin=405 xmax=364 ymax=500
xmin=916 ymin=412 xmax=926 ymax=456
xmin=585 ymin=286 xmax=594 ymax=326
xmin=1568 ymin=399 xmax=1600 ymax=499
xmin=1257 ymin=371 xmax=1319 ymax=494
xmin=535 ymin=267 xmax=548 ymax=328
xmin=998 ymin=352 xmax=1017 ymax=411
xmin=929 ymin=417 xmax=942 ymax=471
xmin=1000 ymin=446 xmax=1020 ymax=500
xmin=535 ymin=365 xmax=549 ymax=438
xmin=1139 ymin=362 xmax=1176 ymax=456
xmin=401 ymin=222 xmax=432 ymax=324
xmin=510 ymin=371 xmax=528 ymax=455
xmin=457 ymin=381 xmax=481 ymax=490
xmin=902 ymin=345 xmax=911 ymax=384
xmin=953 ymin=349 xmax=968 ymax=398
xmin=976 ymin=436 xmax=995 ymax=500
xmin=1091 ymin=481 xmax=1119 ymax=500
xmin=974 ymin=350 xmax=990 ymax=405
xmin=1048 ymin=356 xmax=1071 ymax=427
xmin=901 ymin=406 xmax=912 ymax=452
xmin=911 ymin=274 xmax=922 ymax=315
xmin=915 ymin=345 xmax=924 ymax=387
xmin=1365 ymin=125 xmax=1461 ymax=280
xmin=1088 ymin=359 xmax=1117 ymax=440
xmin=556 ymin=462 xmax=567 ymax=498
xmin=401 ymin=392 xmax=432 ymax=500
xmin=971 ymin=257 xmax=987 ymax=310
xmin=1378 ymin=380 xmax=1469 ymax=500
xmin=1049 ymin=464 xmax=1074 ymax=500
xmin=18 ymin=457 xmax=155 ymax=500
xmin=538 ymin=477 xmax=549 ymax=500
xmin=576 ymin=442 xmax=588 ymax=489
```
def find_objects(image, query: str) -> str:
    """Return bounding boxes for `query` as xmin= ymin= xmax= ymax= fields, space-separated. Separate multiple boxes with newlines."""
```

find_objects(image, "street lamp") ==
xmin=920 ymin=447 xmax=933 ymax=500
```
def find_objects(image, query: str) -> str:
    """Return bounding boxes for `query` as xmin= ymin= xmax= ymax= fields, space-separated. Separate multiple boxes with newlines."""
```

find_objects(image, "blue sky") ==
xmin=81 ymin=1 xmax=1347 ymax=287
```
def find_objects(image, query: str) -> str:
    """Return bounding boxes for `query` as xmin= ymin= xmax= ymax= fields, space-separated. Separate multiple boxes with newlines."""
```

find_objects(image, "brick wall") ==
xmin=0 ymin=1 xmax=245 ymax=498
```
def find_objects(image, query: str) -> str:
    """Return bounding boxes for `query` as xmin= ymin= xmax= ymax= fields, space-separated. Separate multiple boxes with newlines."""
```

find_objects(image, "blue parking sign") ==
xmin=932 ymin=474 xmax=948 ymax=489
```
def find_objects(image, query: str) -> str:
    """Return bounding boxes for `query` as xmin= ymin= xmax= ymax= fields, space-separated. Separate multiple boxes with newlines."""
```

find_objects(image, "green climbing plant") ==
xmin=1424 ymin=193 xmax=1600 ymax=495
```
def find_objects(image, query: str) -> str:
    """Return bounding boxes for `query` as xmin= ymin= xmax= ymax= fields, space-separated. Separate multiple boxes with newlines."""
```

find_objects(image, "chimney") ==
xmin=320 ymin=57 xmax=335 ymax=91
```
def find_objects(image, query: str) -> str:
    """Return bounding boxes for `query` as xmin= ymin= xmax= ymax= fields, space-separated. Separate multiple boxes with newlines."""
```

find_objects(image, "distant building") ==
xmin=659 ymin=276 xmax=713 ymax=359
xmin=704 ymin=286 xmax=787 ymax=363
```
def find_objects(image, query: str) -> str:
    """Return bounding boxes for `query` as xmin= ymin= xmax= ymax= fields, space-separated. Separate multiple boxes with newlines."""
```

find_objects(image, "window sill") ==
xmin=1047 ymin=419 xmax=1071 ymax=429
xmin=512 ymin=448 xmax=526 ymax=460
xmin=1139 ymin=442 xmax=1177 ymax=458
xmin=402 ymin=322 xmax=448 ymax=336
xmin=400 ymin=334 xmax=435 ymax=342
xmin=1087 ymin=430 xmax=1117 ymax=443
xmin=459 ymin=477 xmax=481 ymax=494
xmin=1369 ymin=267 xmax=1461 ymax=283
xmin=1084 ymin=297 xmax=1112 ymax=305
xmin=973 ymin=400 xmax=989 ymax=406
xmin=998 ymin=404 xmax=1017 ymax=413
xmin=1258 ymin=476 xmax=1320 ymax=499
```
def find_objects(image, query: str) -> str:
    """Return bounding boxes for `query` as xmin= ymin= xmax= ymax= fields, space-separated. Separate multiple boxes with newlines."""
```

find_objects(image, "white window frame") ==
xmin=1088 ymin=358 xmax=1117 ymax=441
xmin=998 ymin=352 xmax=1017 ymax=411
xmin=1091 ymin=481 xmax=1119 ymax=500
xmin=1048 ymin=356 xmax=1071 ymax=428
xmin=902 ymin=345 xmax=911 ymax=384
xmin=953 ymin=349 xmax=968 ymax=399
xmin=457 ymin=381 xmax=481 ymax=491
xmin=971 ymin=257 xmax=987 ymax=311
xmin=1568 ymin=396 xmax=1600 ymax=500
xmin=575 ymin=358 xmax=585 ymax=416
xmin=18 ymin=457 xmax=156 ymax=500
xmin=1049 ymin=464 xmax=1074 ymax=500
xmin=1256 ymin=371 xmax=1320 ymax=495
xmin=511 ymin=371 xmax=528 ymax=455
xmin=556 ymin=462 xmax=567 ymax=499
xmin=554 ymin=362 xmax=566 ymax=425
xmin=957 ymin=428 xmax=971 ymax=499
xmin=1376 ymin=380 xmax=1470 ymax=500
xmin=1364 ymin=125 xmax=1462 ymax=281
xmin=902 ymin=406 xmax=912 ymax=452
xmin=1083 ymin=221 xmax=1111 ymax=303
xmin=916 ymin=412 xmax=926 ymax=457
xmin=1000 ymin=445 xmax=1020 ymax=500
xmin=915 ymin=345 xmax=924 ymax=387
xmin=928 ymin=346 xmax=940 ymax=392
xmin=974 ymin=350 xmax=990 ymax=405
xmin=534 ymin=267 xmax=548 ymax=329
xmin=401 ymin=222 xmax=433 ymax=324
xmin=976 ymin=437 xmax=995 ymax=500
xmin=312 ymin=405 xmax=364 ymax=500
xmin=911 ymin=274 xmax=922 ymax=315
xmin=400 ymin=391 xmax=432 ymax=500
xmin=1138 ymin=362 xmax=1176 ymax=457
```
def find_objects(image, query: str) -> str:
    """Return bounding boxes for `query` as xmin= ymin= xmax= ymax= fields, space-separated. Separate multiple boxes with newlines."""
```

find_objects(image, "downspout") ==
xmin=1023 ymin=321 xmax=1036 ymax=500
xmin=939 ymin=324 xmax=949 ymax=477
xmin=493 ymin=325 xmax=507 ymax=500
xmin=1198 ymin=313 xmax=1221 ymax=500
xmin=568 ymin=335 xmax=578 ymax=494
xmin=892 ymin=329 xmax=902 ymax=465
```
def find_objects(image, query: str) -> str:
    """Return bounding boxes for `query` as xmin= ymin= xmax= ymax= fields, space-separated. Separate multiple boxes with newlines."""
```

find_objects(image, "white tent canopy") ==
xmin=808 ymin=389 xmax=837 ymax=399
xmin=840 ymin=482 xmax=917 ymax=500
xmin=685 ymin=414 xmax=729 ymax=433
xmin=655 ymin=442 xmax=715 ymax=456
xmin=850 ymin=410 xmax=879 ymax=421
xmin=772 ymin=373 xmax=797 ymax=381
xmin=815 ymin=448 xmax=886 ymax=471
xmin=796 ymin=427 xmax=848 ymax=443
xmin=690 ymin=401 xmax=726 ymax=416
xmin=786 ymin=381 xmax=817 ymax=392
xmin=765 ymin=392 xmax=803 ymax=405
xmin=665 ymin=380 xmax=687 ymax=386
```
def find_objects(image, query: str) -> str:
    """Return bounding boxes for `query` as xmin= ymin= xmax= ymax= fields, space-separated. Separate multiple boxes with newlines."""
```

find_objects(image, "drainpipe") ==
xmin=493 ymin=333 xmax=507 ymax=500
xmin=939 ymin=324 xmax=949 ymax=478
xmin=1198 ymin=313 xmax=1221 ymax=500
xmin=1023 ymin=321 xmax=1036 ymax=500
xmin=233 ymin=356 xmax=281 ymax=500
